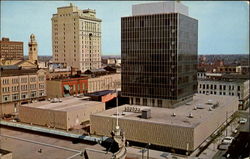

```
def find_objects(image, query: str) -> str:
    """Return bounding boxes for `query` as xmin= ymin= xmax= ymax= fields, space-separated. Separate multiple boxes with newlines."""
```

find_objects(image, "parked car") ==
xmin=239 ymin=118 xmax=247 ymax=124
xmin=232 ymin=129 xmax=238 ymax=134
xmin=222 ymin=136 xmax=234 ymax=144
xmin=218 ymin=143 xmax=230 ymax=150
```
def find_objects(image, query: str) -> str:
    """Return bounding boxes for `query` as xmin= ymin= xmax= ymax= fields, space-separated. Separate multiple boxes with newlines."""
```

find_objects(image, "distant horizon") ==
xmin=32 ymin=53 xmax=249 ymax=57
xmin=1 ymin=1 xmax=249 ymax=56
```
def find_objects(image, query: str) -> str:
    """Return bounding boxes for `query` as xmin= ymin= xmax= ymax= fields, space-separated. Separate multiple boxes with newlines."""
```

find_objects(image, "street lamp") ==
xmin=141 ymin=143 xmax=151 ymax=159
xmin=147 ymin=143 xmax=151 ymax=159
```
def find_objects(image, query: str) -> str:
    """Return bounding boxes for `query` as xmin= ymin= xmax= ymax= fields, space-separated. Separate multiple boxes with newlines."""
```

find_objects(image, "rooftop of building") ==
xmin=48 ymin=75 xmax=88 ymax=81
xmin=198 ymin=77 xmax=248 ymax=83
xmin=54 ymin=3 xmax=101 ymax=22
xmin=86 ymin=90 xmax=116 ymax=97
xmin=92 ymin=94 xmax=238 ymax=128
xmin=0 ymin=37 xmax=23 ymax=43
xmin=131 ymin=1 xmax=189 ymax=17
xmin=0 ymin=68 xmax=40 ymax=77
xmin=20 ymin=96 xmax=103 ymax=112
xmin=198 ymin=72 xmax=249 ymax=83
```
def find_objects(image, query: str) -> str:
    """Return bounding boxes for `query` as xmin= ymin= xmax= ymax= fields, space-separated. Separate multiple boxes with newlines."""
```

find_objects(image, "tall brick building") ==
xmin=0 ymin=37 xmax=23 ymax=60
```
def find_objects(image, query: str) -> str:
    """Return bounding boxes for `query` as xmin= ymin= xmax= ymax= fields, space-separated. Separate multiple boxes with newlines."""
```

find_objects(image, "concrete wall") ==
xmin=19 ymin=102 xmax=105 ymax=130
xmin=67 ymin=102 xmax=105 ymax=129
xmin=46 ymin=80 xmax=62 ymax=98
xmin=19 ymin=106 xmax=67 ymax=130
xmin=0 ymin=103 xmax=16 ymax=116
xmin=90 ymin=96 xmax=239 ymax=151
xmin=90 ymin=115 xmax=194 ymax=151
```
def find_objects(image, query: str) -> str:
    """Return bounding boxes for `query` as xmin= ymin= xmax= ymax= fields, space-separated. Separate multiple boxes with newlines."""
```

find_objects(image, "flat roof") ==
xmin=21 ymin=96 xmax=103 ymax=112
xmin=86 ymin=90 xmax=115 ymax=97
xmin=0 ymin=69 xmax=39 ymax=77
xmin=93 ymin=94 xmax=238 ymax=128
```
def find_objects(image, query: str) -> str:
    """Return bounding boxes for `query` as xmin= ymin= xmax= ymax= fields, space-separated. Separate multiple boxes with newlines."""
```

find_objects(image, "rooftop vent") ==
xmin=50 ymin=98 xmax=61 ymax=103
xmin=212 ymin=102 xmax=219 ymax=109
xmin=141 ymin=109 xmax=151 ymax=119
xmin=197 ymin=104 xmax=204 ymax=109
xmin=207 ymin=99 xmax=213 ymax=105
xmin=188 ymin=113 xmax=193 ymax=118
xmin=124 ymin=106 xmax=141 ymax=113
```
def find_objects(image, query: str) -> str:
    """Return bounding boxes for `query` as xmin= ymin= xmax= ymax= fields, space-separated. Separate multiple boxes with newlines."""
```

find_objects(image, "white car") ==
xmin=222 ymin=136 xmax=234 ymax=144
xmin=218 ymin=143 xmax=230 ymax=150
xmin=232 ymin=129 xmax=238 ymax=134
xmin=239 ymin=118 xmax=247 ymax=124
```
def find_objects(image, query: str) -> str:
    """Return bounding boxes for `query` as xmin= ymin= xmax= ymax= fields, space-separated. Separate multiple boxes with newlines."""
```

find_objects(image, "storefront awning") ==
xmin=64 ymin=85 xmax=70 ymax=91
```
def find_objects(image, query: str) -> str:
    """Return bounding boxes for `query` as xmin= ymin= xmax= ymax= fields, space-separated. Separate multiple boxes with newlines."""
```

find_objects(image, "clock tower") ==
xmin=28 ymin=34 xmax=38 ymax=64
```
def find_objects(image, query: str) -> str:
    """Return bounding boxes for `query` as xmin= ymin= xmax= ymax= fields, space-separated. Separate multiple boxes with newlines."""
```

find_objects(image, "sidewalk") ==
xmin=192 ymin=118 xmax=239 ymax=159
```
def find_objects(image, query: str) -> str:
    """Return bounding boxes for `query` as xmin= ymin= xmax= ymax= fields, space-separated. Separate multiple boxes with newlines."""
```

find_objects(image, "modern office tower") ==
xmin=121 ymin=1 xmax=198 ymax=108
xmin=0 ymin=37 xmax=23 ymax=60
xmin=52 ymin=3 xmax=102 ymax=72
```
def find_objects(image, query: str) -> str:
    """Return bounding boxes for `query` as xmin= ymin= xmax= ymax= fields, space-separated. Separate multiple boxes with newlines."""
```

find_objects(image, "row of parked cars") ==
xmin=218 ymin=118 xmax=247 ymax=150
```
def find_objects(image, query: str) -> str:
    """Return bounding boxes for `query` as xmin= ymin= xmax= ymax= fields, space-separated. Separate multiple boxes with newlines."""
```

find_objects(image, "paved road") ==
xmin=213 ymin=110 xmax=250 ymax=159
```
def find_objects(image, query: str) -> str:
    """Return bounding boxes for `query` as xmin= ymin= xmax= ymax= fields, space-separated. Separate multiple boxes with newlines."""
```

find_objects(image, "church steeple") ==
xmin=28 ymin=34 xmax=38 ymax=64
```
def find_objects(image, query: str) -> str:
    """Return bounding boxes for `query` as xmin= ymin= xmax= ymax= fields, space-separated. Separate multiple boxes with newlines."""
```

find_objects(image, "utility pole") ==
xmin=226 ymin=111 xmax=228 ymax=136
xmin=147 ymin=143 xmax=151 ymax=159
xmin=142 ymin=148 xmax=145 ymax=159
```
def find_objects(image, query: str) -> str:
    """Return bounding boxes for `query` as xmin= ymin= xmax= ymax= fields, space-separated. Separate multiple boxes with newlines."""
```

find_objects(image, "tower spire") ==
xmin=28 ymin=34 xmax=38 ymax=64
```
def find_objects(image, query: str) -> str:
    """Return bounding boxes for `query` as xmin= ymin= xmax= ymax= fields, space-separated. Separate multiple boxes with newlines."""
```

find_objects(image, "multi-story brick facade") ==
xmin=0 ymin=37 xmax=23 ymax=60
xmin=0 ymin=69 xmax=46 ymax=116
xmin=46 ymin=76 xmax=88 ymax=98
xmin=88 ymin=73 xmax=121 ymax=93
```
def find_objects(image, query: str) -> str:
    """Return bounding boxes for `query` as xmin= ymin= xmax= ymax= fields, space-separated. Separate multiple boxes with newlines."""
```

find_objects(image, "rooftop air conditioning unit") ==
xmin=197 ymin=104 xmax=204 ymax=109
xmin=207 ymin=99 xmax=214 ymax=105
xmin=141 ymin=109 xmax=151 ymax=119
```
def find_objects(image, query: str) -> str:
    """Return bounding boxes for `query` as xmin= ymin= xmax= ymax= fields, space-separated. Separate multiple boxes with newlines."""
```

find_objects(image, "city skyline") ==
xmin=1 ymin=1 xmax=249 ymax=56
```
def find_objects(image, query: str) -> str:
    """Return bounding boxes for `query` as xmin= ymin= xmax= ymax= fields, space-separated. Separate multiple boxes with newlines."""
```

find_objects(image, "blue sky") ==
xmin=0 ymin=1 xmax=249 ymax=56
